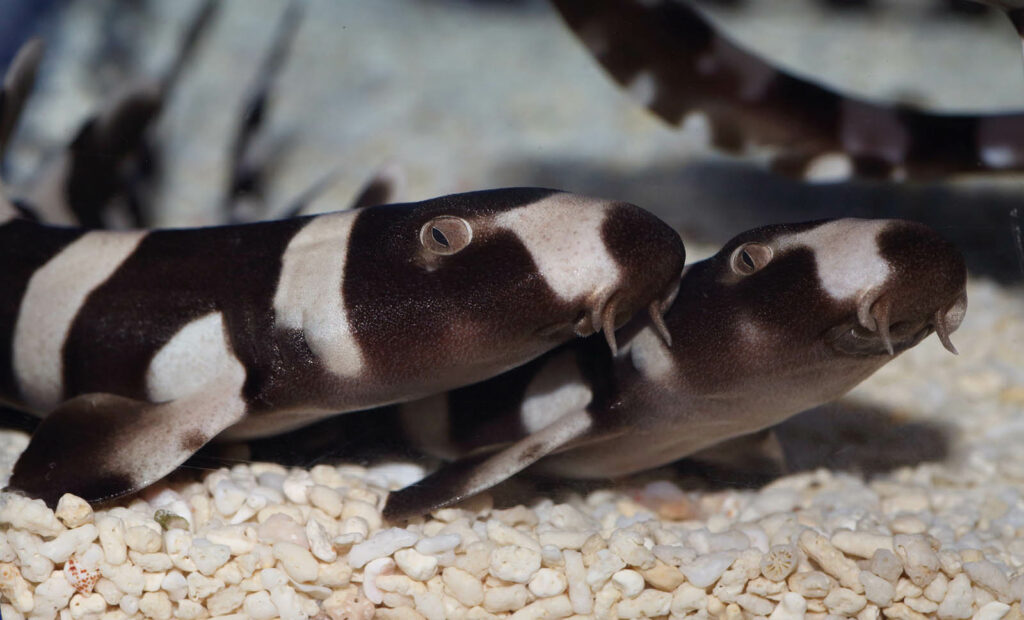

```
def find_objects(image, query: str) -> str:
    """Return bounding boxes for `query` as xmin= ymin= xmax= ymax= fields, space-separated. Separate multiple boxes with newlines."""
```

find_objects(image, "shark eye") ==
xmin=420 ymin=216 xmax=472 ymax=255
xmin=731 ymin=243 xmax=773 ymax=276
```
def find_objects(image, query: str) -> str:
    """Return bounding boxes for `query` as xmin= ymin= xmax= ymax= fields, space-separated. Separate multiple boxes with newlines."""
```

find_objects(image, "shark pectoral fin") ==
xmin=383 ymin=409 xmax=594 ymax=522
xmin=7 ymin=384 xmax=248 ymax=507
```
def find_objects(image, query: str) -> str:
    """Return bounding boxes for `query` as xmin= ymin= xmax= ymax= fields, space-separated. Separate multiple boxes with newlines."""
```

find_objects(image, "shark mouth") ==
xmin=829 ymin=291 xmax=968 ymax=357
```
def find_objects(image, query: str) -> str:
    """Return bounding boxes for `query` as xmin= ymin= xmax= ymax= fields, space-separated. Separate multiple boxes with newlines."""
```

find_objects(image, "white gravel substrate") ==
xmin=3 ymin=1 xmax=1024 ymax=619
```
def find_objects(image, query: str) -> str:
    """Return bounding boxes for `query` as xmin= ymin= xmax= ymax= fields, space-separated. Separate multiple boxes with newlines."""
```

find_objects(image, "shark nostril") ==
xmin=856 ymin=286 xmax=886 ymax=333
xmin=572 ymin=310 xmax=592 ymax=336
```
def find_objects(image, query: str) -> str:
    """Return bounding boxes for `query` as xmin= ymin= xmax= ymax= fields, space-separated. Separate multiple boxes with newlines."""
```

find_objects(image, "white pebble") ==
xmin=538 ymin=529 xmax=591 ymax=550
xmin=243 ymin=590 xmax=279 ymax=620
xmin=831 ymin=530 xmax=894 ymax=559
xmin=302 ymin=517 xmax=336 ymax=563
xmin=269 ymin=583 xmax=305 ymax=620
xmin=175 ymin=599 xmax=206 ymax=620
xmin=563 ymin=549 xmax=592 ymax=615
xmin=259 ymin=567 xmax=289 ymax=590
xmin=308 ymin=485 xmax=344 ymax=517
xmin=40 ymin=524 xmax=98 ymax=563
xmin=102 ymin=561 xmax=144 ymax=597
xmin=509 ymin=594 xmax=572 ymax=620
xmin=138 ymin=591 xmax=172 ymax=620
xmin=257 ymin=513 xmax=307 ymax=547
xmin=825 ymin=586 xmax=867 ymax=615
xmin=341 ymin=500 xmax=382 ymax=532
xmin=937 ymin=573 xmax=973 ymax=619
xmin=282 ymin=474 xmax=313 ymax=504
xmin=768 ymin=592 xmax=807 ymax=620
xmin=413 ymin=591 xmax=446 ymax=620
xmin=348 ymin=528 xmax=420 ymax=569
xmin=528 ymin=567 xmax=567 ymax=598
xmin=905 ymin=594 xmax=939 ymax=614
xmin=586 ymin=548 xmax=627 ymax=588
xmin=975 ymin=601 xmax=1011 ymax=620
xmin=161 ymin=570 xmax=188 ymax=601
xmin=416 ymin=534 xmax=461 ymax=556
xmin=190 ymin=538 xmax=231 ymax=575
xmin=788 ymin=570 xmax=835 ymax=598
xmin=442 ymin=566 xmax=483 ymax=607
xmin=680 ymin=551 xmax=737 ymax=588
xmin=34 ymin=571 xmax=76 ymax=618
xmin=273 ymin=541 xmax=319 ymax=583
xmin=97 ymin=517 xmax=127 ymax=565
xmin=490 ymin=545 xmax=542 ymax=583
xmin=187 ymin=571 xmax=224 ymax=600
xmin=69 ymin=592 xmax=106 ymax=618
xmin=362 ymin=557 xmax=396 ymax=604
xmin=206 ymin=525 xmax=256 ymax=555
xmin=653 ymin=544 xmax=695 ymax=566
xmin=163 ymin=529 xmax=191 ymax=557
xmin=611 ymin=569 xmax=645 ymax=598
xmin=213 ymin=480 xmax=248 ymax=516
xmin=54 ymin=495 xmax=93 ymax=529
xmin=0 ymin=496 xmax=65 ymax=537
xmin=860 ymin=570 xmax=896 ymax=607
xmin=870 ymin=548 xmax=904 ymax=583
xmin=671 ymin=582 xmax=708 ymax=615
xmin=608 ymin=528 xmax=655 ymax=569
xmin=925 ymin=572 xmax=949 ymax=602
xmin=207 ymin=585 xmax=245 ymax=615
xmin=799 ymin=530 xmax=863 ymax=593
xmin=123 ymin=525 xmax=160 ymax=553
xmin=483 ymin=584 xmax=530 ymax=613
xmin=486 ymin=520 xmax=541 ymax=553
xmin=737 ymin=592 xmax=775 ymax=616
xmin=0 ymin=563 xmax=33 ymax=613
xmin=964 ymin=560 xmax=1010 ymax=600
xmin=395 ymin=547 xmax=438 ymax=581
xmin=893 ymin=535 xmax=940 ymax=588
xmin=617 ymin=589 xmax=671 ymax=618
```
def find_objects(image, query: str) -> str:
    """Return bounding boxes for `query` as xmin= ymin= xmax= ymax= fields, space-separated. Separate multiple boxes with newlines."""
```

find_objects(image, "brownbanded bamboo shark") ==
xmin=382 ymin=217 xmax=967 ymax=521
xmin=0 ymin=186 xmax=685 ymax=506
xmin=0 ymin=33 xmax=687 ymax=508
xmin=551 ymin=0 xmax=1024 ymax=182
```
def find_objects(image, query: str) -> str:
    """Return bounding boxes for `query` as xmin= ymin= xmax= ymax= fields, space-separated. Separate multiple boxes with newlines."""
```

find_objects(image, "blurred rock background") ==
xmin=0 ymin=0 xmax=1021 ymax=281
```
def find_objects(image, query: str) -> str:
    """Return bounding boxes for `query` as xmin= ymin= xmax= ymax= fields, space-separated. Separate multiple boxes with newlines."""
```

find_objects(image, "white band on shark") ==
xmin=273 ymin=211 xmax=364 ymax=377
xmin=147 ymin=312 xmax=238 ymax=403
xmin=495 ymin=194 xmax=620 ymax=303
xmin=14 ymin=230 xmax=147 ymax=409
xmin=778 ymin=219 xmax=891 ymax=302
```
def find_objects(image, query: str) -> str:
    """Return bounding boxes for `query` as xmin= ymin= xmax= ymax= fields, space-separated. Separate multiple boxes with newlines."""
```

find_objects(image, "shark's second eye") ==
xmin=731 ymin=243 xmax=773 ymax=275
xmin=420 ymin=216 xmax=473 ymax=255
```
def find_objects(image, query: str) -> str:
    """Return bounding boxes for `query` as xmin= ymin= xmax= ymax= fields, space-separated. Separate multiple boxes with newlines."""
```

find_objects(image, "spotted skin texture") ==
xmin=1 ymin=188 xmax=686 ymax=506
xmin=551 ymin=0 xmax=1024 ymax=181
xmin=383 ymin=218 xmax=967 ymax=521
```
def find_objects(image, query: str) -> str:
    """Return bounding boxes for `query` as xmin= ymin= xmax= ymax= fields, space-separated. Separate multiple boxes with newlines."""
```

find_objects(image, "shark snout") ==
xmin=852 ymin=281 xmax=967 ymax=357
xmin=843 ymin=219 xmax=970 ymax=357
